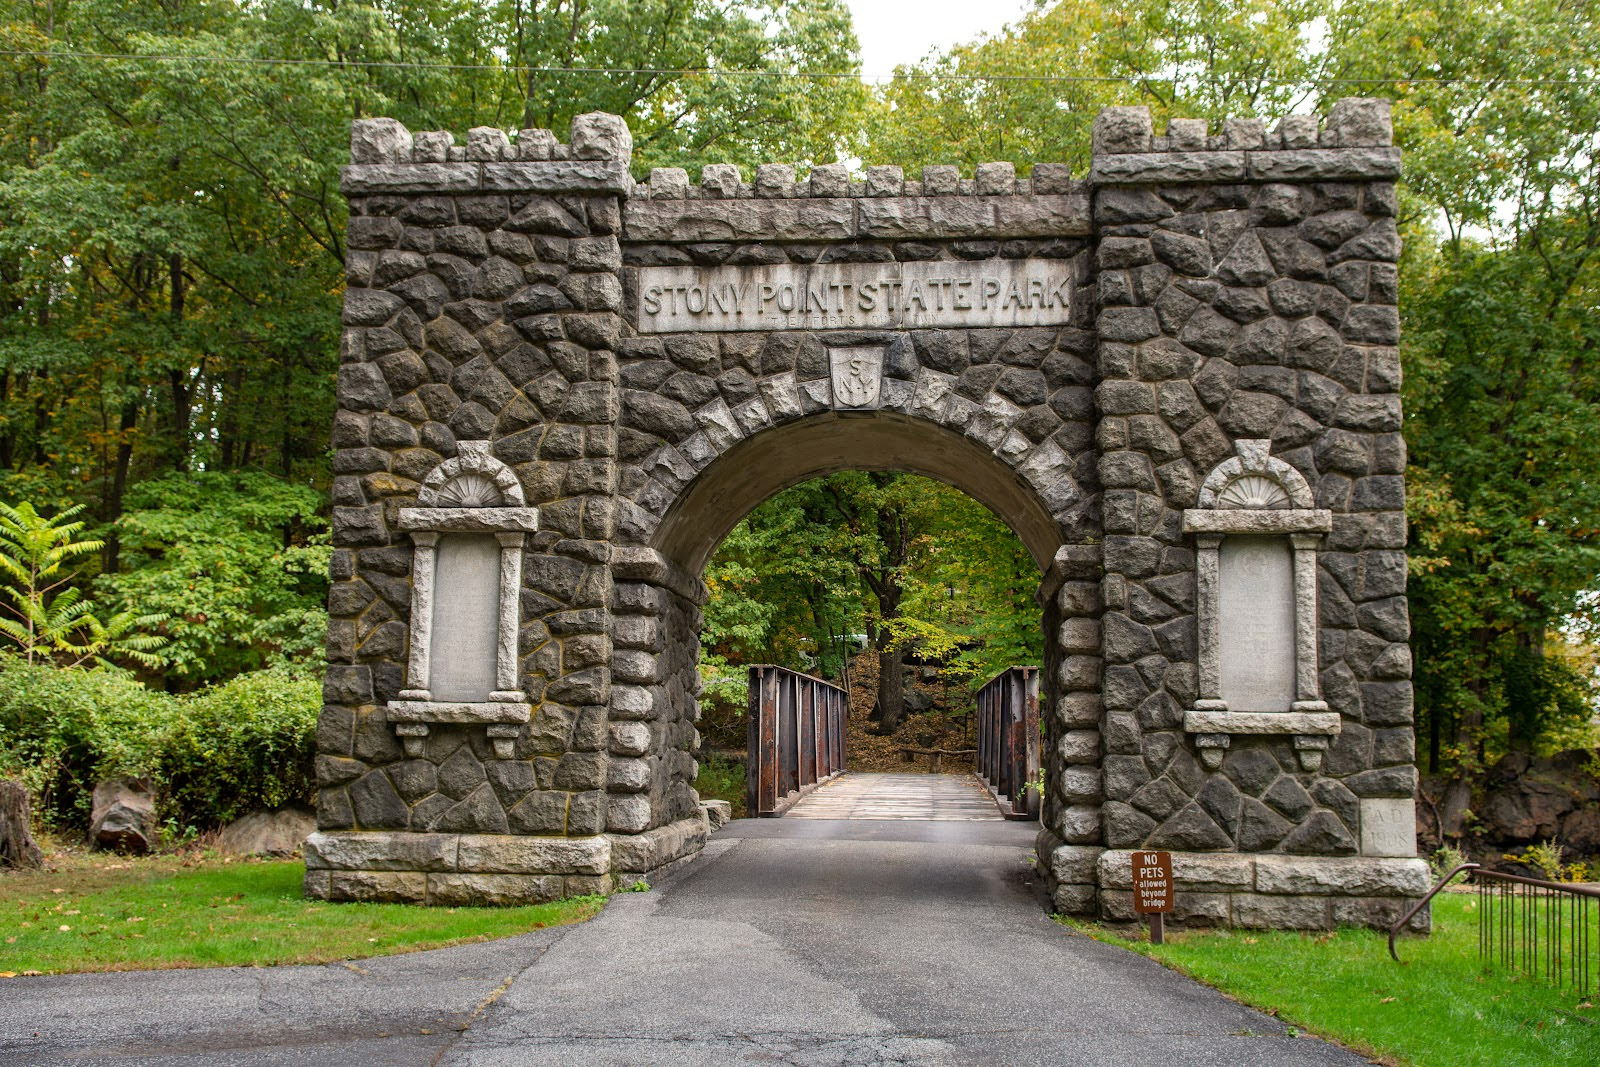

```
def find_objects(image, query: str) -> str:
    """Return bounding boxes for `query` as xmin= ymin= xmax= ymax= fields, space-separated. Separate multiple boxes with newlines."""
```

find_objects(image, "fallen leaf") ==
xmin=1380 ymin=997 xmax=1395 ymax=1004
xmin=57 ymin=925 xmax=71 ymax=932
xmin=0 ymin=972 xmax=15 ymax=979
xmin=50 ymin=889 xmax=63 ymax=895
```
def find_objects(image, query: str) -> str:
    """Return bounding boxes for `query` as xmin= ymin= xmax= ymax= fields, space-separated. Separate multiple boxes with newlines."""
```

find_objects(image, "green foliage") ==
xmin=0 ymin=657 xmax=179 ymax=828
xmin=99 ymin=472 xmax=330 ymax=683
xmin=864 ymin=0 xmax=1326 ymax=176
xmin=0 ymin=656 xmax=319 ymax=832
xmin=160 ymin=664 xmax=321 ymax=828
xmin=0 ymin=501 xmax=167 ymax=669
xmin=1501 ymin=837 xmax=1591 ymax=883
xmin=693 ymin=752 xmax=748 ymax=819
xmin=1428 ymin=843 xmax=1468 ymax=881
xmin=864 ymin=0 xmax=1600 ymax=766
xmin=703 ymin=473 xmax=1043 ymax=694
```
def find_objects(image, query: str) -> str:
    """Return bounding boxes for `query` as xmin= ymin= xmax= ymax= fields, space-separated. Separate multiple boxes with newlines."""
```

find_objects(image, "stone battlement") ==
xmin=344 ymin=98 xmax=1395 ymax=198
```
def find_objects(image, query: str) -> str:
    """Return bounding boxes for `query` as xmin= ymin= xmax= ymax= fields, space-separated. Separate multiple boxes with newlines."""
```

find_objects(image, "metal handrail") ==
xmin=1391 ymin=861 xmax=1600 ymax=997
xmin=1389 ymin=862 xmax=1479 ymax=962
xmin=975 ymin=665 xmax=1040 ymax=820
xmin=746 ymin=665 xmax=848 ymax=817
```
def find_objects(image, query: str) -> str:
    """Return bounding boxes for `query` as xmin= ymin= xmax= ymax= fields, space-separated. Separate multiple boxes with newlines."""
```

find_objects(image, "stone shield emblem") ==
xmin=828 ymin=346 xmax=883 ymax=409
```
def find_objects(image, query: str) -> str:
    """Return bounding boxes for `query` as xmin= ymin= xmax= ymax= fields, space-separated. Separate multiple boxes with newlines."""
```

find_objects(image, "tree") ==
xmin=1324 ymin=0 xmax=1600 ymax=768
xmin=0 ymin=501 xmax=165 ymax=668
xmin=0 ymin=0 xmax=866 ymax=689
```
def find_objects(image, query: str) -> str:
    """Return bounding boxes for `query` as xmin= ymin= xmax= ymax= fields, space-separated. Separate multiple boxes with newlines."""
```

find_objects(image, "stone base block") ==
xmin=1051 ymin=883 xmax=1098 ymax=916
xmin=700 ymin=799 xmax=733 ymax=831
xmin=304 ymin=830 xmax=614 ymax=905
xmin=1095 ymin=850 xmax=1431 ymax=931
xmin=609 ymin=815 xmax=707 ymax=879
xmin=426 ymin=873 xmax=565 ymax=906
xmin=1036 ymin=832 xmax=1101 ymax=916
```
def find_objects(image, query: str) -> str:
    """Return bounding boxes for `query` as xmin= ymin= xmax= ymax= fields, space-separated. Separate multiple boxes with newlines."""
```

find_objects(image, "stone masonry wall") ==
xmin=316 ymin=101 xmax=1425 ymax=925
xmin=1045 ymin=100 xmax=1423 ymax=928
xmin=312 ymin=116 xmax=642 ymax=903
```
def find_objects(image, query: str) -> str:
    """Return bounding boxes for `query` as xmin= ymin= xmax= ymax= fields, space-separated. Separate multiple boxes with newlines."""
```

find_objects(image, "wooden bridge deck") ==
xmin=782 ymin=771 xmax=1004 ymax=821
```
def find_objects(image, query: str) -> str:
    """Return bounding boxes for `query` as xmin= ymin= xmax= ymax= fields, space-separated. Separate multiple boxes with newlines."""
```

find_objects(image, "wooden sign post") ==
xmin=1132 ymin=850 xmax=1174 ymax=944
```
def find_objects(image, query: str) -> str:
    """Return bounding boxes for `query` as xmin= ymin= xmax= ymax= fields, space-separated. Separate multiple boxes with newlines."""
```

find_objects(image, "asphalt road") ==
xmin=0 ymin=816 xmax=1372 ymax=1066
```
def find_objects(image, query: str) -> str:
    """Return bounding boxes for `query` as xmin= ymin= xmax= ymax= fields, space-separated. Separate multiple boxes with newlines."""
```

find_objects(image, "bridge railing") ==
xmin=746 ymin=665 xmax=848 ymax=817
xmin=976 ymin=666 xmax=1040 ymax=820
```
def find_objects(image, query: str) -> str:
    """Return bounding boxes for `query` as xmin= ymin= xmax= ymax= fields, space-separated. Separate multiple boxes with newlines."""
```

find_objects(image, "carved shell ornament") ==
xmin=432 ymin=473 xmax=503 ymax=508
xmin=417 ymin=440 xmax=527 ymax=508
xmin=1214 ymin=473 xmax=1292 ymax=510
xmin=1196 ymin=439 xmax=1314 ymax=510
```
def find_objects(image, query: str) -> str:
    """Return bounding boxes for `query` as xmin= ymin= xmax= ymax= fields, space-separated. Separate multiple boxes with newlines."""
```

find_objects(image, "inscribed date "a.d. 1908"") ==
xmin=635 ymin=259 xmax=1074 ymax=333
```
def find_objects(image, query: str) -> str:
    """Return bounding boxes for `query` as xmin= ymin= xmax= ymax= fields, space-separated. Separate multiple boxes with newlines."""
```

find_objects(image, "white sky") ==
xmin=843 ymin=0 xmax=1033 ymax=78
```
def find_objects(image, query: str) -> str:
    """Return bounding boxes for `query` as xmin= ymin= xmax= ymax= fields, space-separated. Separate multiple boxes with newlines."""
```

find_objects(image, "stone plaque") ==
xmin=1217 ymin=535 xmax=1296 ymax=712
xmin=429 ymin=533 xmax=501 ymax=702
xmin=635 ymin=258 xmax=1074 ymax=333
xmin=1360 ymin=798 xmax=1418 ymax=857
xmin=829 ymin=346 xmax=883 ymax=408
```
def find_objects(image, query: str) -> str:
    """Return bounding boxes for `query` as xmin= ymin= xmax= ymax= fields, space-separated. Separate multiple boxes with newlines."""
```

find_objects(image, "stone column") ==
xmin=1089 ymin=99 xmax=1429 ymax=930
xmin=311 ymin=113 xmax=639 ymax=906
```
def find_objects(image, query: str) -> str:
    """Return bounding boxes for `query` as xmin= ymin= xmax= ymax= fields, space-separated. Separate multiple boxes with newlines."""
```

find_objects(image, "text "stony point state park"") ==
xmin=635 ymin=260 xmax=1077 ymax=333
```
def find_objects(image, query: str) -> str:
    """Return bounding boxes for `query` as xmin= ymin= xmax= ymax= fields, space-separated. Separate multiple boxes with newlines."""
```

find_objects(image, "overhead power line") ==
xmin=0 ymin=48 xmax=1594 ymax=87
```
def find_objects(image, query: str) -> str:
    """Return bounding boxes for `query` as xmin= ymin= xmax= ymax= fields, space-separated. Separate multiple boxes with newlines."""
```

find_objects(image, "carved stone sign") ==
xmin=1360 ymin=798 xmax=1418 ymax=857
xmin=829 ymin=346 xmax=883 ymax=408
xmin=635 ymin=259 xmax=1074 ymax=333
xmin=1217 ymin=535 xmax=1297 ymax=712
xmin=428 ymin=533 xmax=501 ymax=702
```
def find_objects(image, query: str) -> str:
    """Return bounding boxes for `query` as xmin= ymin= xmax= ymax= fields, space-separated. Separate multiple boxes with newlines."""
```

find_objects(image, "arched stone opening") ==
xmin=605 ymin=403 xmax=1102 ymax=899
xmin=652 ymin=412 xmax=1065 ymax=574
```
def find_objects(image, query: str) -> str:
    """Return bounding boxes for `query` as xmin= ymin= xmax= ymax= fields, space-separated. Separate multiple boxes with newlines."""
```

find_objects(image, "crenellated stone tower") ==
xmin=311 ymin=100 xmax=1431 ymax=929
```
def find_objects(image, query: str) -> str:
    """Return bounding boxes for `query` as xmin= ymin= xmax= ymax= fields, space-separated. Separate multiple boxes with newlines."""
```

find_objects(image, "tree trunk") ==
xmin=219 ymin=365 xmax=243 ymax=468
xmin=103 ymin=399 xmax=139 ymax=574
xmin=0 ymin=780 xmax=43 ymax=869
xmin=873 ymin=644 xmax=906 ymax=735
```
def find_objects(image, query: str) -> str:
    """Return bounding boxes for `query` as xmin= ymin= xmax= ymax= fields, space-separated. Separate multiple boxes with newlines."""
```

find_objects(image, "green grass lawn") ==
xmin=1 ymin=854 xmax=602 ymax=975
xmin=1073 ymin=892 xmax=1599 ymax=1067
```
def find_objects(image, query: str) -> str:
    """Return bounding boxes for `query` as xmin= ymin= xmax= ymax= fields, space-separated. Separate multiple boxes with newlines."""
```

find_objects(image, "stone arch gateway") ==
xmin=311 ymin=101 xmax=1431 ymax=928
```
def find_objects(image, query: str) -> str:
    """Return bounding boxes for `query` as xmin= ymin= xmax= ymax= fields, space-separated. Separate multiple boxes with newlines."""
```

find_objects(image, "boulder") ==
xmin=216 ymin=805 xmax=317 ymax=856
xmin=89 ymin=779 xmax=157 ymax=853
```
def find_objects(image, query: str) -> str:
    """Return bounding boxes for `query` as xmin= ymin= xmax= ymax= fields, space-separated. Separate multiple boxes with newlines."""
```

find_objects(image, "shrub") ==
xmin=162 ymin=664 xmax=320 ymax=829
xmin=0 ymin=657 xmax=179 ymax=828
xmin=0 ymin=656 xmax=319 ymax=834
xmin=695 ymin=752 xmax=747 ymax=819
xmin=1429 ymin=843 xmax=1468 ymax=881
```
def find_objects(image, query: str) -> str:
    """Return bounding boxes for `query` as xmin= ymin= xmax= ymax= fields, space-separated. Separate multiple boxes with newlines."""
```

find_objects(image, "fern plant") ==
xmin=0 ymin=502 xmax=167 ymax=669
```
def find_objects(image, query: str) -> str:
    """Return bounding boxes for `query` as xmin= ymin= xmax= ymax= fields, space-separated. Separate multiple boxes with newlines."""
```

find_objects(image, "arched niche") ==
xmin=1182 ymin=440 xmax=1338 ymax=771
xmin=388 ymin=441 xmax=540 ymax=759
